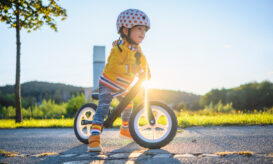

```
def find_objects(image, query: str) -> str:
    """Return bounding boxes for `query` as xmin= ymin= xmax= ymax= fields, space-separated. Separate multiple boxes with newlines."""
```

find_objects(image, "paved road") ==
xmin=0 ymin=126 xmax=272 ymax=164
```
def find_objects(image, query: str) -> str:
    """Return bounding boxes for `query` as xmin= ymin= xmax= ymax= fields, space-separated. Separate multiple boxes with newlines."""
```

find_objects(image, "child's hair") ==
xmin=116 ymin=9 xmax=151 ymax=44
xmin=118 ymin=27 xmax=127 ymax=39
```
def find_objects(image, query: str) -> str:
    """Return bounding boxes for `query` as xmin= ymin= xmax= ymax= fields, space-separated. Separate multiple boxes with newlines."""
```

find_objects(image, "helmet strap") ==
xmin=117 ymin=37 xmax=123 ymax=52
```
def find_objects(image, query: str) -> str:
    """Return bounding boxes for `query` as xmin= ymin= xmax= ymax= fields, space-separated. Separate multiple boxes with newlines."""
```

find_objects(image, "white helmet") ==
xmin=116 ymin=9 xmax=151 ymax=33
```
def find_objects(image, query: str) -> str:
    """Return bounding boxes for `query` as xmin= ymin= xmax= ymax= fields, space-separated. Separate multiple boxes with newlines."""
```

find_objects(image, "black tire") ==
xmin=74 ymin=103 xmax=97 ymax=144
xmin=129 ymin=101 xmax=177 ymax=149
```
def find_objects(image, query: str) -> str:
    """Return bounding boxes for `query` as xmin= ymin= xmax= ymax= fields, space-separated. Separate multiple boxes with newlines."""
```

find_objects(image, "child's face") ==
xmin=124 ymin=25 xmax=147 ymax=44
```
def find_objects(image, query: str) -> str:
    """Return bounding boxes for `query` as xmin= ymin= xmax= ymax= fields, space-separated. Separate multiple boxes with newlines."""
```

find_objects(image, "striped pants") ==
xmin=91 ymin=83 xmax=132 ymax=135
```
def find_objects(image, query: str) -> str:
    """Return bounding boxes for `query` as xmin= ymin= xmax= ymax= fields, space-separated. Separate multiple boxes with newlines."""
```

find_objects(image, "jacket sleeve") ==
xmin=141 ymin=55 xmax=151 ymax=80
xmin=107 ymin=47 xmax=127 ymax=74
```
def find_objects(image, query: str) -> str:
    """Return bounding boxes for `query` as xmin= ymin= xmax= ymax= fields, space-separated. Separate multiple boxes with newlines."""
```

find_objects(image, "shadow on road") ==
xmin=130 ymin=149 xmax=181 ymax=164
xmin=39 ymin=141 xmax=181 ymax=164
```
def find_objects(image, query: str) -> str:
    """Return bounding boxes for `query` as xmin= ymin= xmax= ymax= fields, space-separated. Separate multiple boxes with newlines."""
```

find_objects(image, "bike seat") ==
xmin=92 ymin=92 xmax=99 ymax=100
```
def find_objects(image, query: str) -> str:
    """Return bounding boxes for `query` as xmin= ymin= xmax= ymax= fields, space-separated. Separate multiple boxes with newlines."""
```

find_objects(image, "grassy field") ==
xmin=0 ymin=111 xmax=272 ymax=129
xmin=0 ymin=119 xmax=74 ymax=128
xmin=177 ymin=111 xmax=273 ymax=128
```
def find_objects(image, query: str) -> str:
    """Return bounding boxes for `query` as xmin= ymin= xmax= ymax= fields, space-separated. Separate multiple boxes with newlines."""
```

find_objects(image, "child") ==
xmin=88 ymin=9 xmax=151 ymax=152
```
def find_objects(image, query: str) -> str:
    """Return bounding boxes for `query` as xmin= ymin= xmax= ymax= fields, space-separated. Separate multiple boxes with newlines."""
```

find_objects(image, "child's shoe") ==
xmin=119 ymin=126 xmax=133 ymax=140
xmin=87 ymin=135 xmax=102 ymax=152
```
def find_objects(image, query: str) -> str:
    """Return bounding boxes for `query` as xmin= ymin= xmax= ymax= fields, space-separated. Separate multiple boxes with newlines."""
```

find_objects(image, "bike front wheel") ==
xmin=129 ymin=101 xmax=177 ymax=149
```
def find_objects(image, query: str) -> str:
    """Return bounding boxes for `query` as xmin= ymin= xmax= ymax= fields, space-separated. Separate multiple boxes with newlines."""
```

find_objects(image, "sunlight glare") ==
xmin=142 ymin=80 xmax=151 ymax=90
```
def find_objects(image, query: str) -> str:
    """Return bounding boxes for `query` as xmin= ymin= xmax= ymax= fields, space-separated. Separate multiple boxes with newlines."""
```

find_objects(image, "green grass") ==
xmin=0 ymin=112 xmax=272 ymax=129
xmin=177 ymin=111 xmax=273 ymax=128
xmin=0 ymin=119 xmax=74 ymax=128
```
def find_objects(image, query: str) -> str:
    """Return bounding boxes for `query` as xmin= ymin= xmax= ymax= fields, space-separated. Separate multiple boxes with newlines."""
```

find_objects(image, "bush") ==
xmin=173 ymin=102 xmax=187 ymax=111
xmin=0 ymin=106 xmax=32 ymax=119
xmin=1 ymin=106 xmax=16 ymax=118
xmin=264 ymin=107 xmax=273 ymax=114
xmin=32 ymin=105 xmax=44 ymax=118
xmin=21 ymin=107 xmax=32 ymax=119
xmin=66 ymin=93 xmax=85 ymax=117
xmin=204 ymin=101 xmax=234 ymax=113
xmin=31 ymin=99 xmax=66 ymax=119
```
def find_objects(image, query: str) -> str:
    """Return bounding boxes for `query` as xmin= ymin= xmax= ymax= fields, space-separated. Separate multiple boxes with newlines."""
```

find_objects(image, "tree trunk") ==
xmin=15 ymin=1 xmax=22 ymax=123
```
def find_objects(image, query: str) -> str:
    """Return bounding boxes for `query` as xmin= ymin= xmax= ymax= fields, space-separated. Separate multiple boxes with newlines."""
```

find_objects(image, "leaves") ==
xmin=0 ymin=0 xmax=67 ymax=32
xmin=200 ymin=81 xmax=273 ymax=111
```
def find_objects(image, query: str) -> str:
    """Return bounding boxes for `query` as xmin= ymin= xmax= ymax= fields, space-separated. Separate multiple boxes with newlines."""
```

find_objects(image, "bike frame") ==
xmin=81 ymin=75 xmax=155 ymax=128
xmin=104 ymin=75 xmax=155 ymax=128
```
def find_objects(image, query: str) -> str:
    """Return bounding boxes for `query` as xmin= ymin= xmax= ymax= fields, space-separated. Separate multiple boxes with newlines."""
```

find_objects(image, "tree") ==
xmin=200 ymin=81 xmax=273 ymax=111
xmin=0 ymin=0 xmax=67 ymax=122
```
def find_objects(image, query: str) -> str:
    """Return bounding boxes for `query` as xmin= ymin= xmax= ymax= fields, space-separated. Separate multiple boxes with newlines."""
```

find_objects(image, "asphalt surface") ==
xmin=0 ymin=125 xmax=272 ymax=164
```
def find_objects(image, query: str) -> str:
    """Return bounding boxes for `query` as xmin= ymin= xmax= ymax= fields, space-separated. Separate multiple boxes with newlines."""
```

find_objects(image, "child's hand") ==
xmin=131 ymin=64 xmax=141 ymax=74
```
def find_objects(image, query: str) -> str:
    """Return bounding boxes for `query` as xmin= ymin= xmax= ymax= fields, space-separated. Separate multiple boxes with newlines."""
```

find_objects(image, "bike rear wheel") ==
xmin=129 ymin=101 xmax=177 ymax=149
xmin=74 ymin=103 xmax=97 ymax=144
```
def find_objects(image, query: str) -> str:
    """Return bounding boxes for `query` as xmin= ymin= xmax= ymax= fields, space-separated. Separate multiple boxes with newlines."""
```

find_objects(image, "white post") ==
xmin=93 ymin=46 xmax=105 ymax=91
xmin=84 ymin=46 xmax=106 ymax=102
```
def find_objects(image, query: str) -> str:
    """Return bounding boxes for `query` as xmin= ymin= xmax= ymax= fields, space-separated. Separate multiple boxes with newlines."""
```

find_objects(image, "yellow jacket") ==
xmin=99 ymin=39 xmax=151 ymax=91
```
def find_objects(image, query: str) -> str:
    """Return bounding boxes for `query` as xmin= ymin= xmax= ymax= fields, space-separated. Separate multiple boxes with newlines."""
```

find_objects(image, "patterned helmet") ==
xmin=116 ymin=9 xmax=151 ymax=33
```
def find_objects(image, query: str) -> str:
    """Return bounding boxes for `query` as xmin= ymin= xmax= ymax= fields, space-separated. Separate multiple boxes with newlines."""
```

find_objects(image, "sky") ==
xmin=0 ymin=0 xmax=273 ymax=95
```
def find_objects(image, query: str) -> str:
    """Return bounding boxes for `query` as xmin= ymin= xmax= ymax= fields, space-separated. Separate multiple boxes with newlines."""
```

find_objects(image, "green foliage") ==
xmin=0 ymin=81 xmax=200 ymax=111
xmin=173 ymin=101 xmax=187 ymax=111
xmin=173 ymin=100 xmax=202 ymax=111
xmin=32 ymin=99 xmax=66 ymax=119
xmin=0 ymin=99 xmax=67 ymax=119
xmin=0 ymin=106 xmax=32 ymax=119
xmin=0 ymin=92 xmax=15 ymax=107
xmin=0 ymin=92 xmax=87 ymax=119
xmin=21 ymin=107 xmax=31 ymax=118
xmin=265 ymin=107 xmax=273 ymax=114
xmin=0 ymin=81 xmax=84 ymax=108
xmin=148 ymin=88 xmax=201 ymax=105
xmin=32 ymin=105 xmax=43 ymax=119
xmin=21 ymin=81 xmax=84 ymax=103
xmin=201 ymin=81 xmax=273 ymax=111
xmin=0 ymin=0 xmax=67 ymax=32
xmin=1 ymin=80 xmax=272 ymax=119
xmin=66 ymin=93 xmax=86 ymax=117
xmin=1 ymin=106 xmax=16 ymax=118
xmin=204 ymin=101 xmax=234 ymax=113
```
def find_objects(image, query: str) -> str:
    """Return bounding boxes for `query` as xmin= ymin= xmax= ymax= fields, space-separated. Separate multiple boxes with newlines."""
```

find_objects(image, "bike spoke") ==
xmin=138 ymin=124 xmax=150 ymax=131
xmin=80 ymin=124 xmax=86 ymax=131
xmin=90 ymin=113 xmax=94 ymax=120
xmin=87 ymin=125 xmax=91 ymax=136
xmin=155 ymin=124 xmax=168 ymax=130
xmin=154 ymin=111 xmax=163 ymax=122
xmin=152 ymin=126 xmax=155 ymax=140
xmin=86 ymin=112 xmax=94 ymax=121
xmin=132 ymin=103 xmax=177 ymax=146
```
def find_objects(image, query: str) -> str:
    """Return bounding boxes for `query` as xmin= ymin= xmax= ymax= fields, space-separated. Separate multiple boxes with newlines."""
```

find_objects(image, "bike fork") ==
xmin=147 ymin=103 xmax=156 ymax=126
